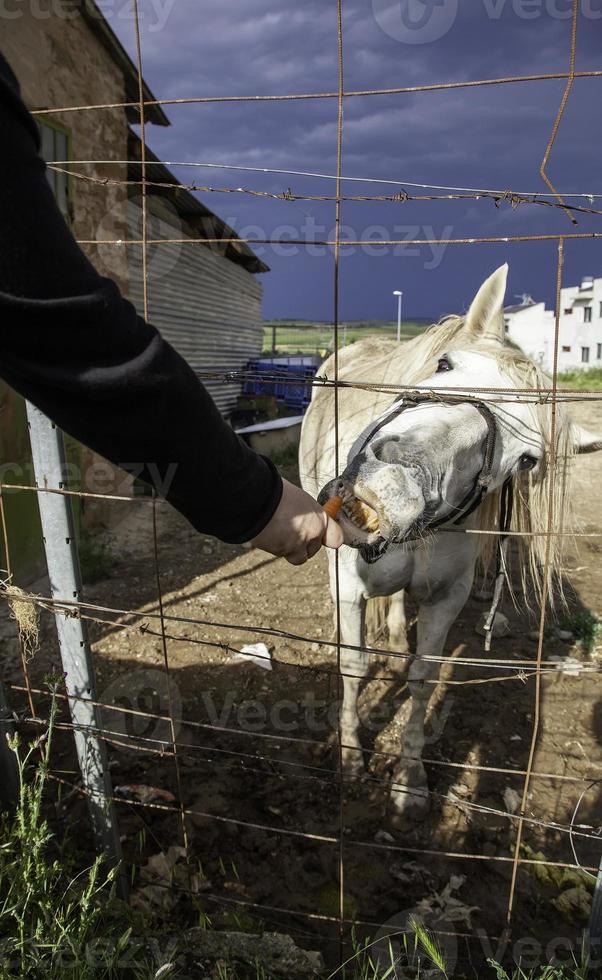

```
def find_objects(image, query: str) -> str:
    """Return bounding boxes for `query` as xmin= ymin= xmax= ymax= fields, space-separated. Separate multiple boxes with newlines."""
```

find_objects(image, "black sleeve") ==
xmin=0 ymin=54 xmax=283 ymax=543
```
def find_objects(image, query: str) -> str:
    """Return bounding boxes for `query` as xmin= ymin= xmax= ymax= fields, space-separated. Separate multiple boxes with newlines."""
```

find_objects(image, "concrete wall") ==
xmin=506 ymin=282 xmax=602 ymax=374
xmin=505 ymin=303 xmax=555 ymax=371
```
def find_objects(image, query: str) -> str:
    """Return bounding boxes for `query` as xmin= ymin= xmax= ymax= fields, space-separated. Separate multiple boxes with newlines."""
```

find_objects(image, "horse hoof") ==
xmin=389 ymin=768 xmax=431 ymax=822
xmin=389 ymin=785 xmax=431 ymax=824
xmin=341 ymin=750 xmax=365 ymax=777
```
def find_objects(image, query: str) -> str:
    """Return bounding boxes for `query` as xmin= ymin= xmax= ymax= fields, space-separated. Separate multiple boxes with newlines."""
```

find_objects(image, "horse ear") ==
xmin=464 ymin=264 xmax=508 ymax=342
xmin=573 ymin=425 xmax=602 ymax=454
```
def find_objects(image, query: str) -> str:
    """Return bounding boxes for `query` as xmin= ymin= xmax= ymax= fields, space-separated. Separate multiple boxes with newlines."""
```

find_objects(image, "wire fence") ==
xmin=2 ymin=0 xmax=602 ymax=972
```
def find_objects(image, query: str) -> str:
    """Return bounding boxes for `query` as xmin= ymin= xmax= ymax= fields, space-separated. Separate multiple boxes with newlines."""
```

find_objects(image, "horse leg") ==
xmin=386 ymin=588 xmax=409 ymax=654
xmin=338 ymin=596 xmax=368 ymax=775
xmin=390 ymin=577 xmax=472 ymax=820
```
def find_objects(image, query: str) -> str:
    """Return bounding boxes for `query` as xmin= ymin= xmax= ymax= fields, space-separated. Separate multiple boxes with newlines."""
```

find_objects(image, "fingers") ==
xmin=249 ymin=479 xmax=344 ymax=564
xmin=322 ymin=514 xmax=344 ymax=550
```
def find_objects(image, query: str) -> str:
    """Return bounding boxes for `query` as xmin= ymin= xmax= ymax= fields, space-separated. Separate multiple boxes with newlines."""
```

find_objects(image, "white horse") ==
xmin=300 ymin=265 xmax=601 ymax=820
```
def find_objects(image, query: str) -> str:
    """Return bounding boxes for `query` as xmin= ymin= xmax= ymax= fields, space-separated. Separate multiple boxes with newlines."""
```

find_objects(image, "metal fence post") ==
xmin=0 ymin=679 xmax=19 ymax=809
xmin=26 ymin=403 xmax=125 ymax=885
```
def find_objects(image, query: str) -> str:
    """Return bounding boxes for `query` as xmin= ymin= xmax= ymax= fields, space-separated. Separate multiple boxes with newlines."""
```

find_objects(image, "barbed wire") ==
xmin=3 ymin=0 xmax=601 ymax=955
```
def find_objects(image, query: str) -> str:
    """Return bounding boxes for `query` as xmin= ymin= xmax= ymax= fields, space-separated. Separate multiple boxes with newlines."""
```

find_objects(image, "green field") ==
xmin=263 ymin=319 xmax=429 ymax=354
xmin=557 ymin=367 xmax=602 ymax=389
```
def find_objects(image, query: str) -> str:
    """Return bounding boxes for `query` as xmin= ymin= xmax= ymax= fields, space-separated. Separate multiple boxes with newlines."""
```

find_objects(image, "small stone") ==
xmin=450 ymin=782 xmax=470 ymax=797
xmin=202 ymin=545 xmax=213 ymax=556
xmin=503 ymin=787 xmax=521 ymax=814
xmin=374 ymin=830 xmax=395 ymax=845
xmin=557 ymin=629 xmax=574 ymax=641
xmin=549 ymin=655 xmax=583 ymax=677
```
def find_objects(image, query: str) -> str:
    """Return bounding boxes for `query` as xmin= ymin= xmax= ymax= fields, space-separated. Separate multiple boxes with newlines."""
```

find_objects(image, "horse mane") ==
xmin=390 ymin=314 xmax=575 ymax=611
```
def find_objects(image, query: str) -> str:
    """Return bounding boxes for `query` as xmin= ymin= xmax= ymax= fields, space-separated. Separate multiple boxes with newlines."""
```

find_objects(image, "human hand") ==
xmin=250 ymin=478 xmax=344 ymax=565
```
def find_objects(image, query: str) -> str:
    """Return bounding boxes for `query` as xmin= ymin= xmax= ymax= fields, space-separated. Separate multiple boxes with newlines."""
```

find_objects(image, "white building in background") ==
xmin=504 ymin=276 xmax=602 ymax=374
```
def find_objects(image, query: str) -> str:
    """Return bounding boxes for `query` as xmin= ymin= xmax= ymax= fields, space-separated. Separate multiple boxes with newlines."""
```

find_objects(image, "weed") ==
xmin=0 ymin=693 xmax=133 ymax=977
xmin=77 ymin=532 xmax=113 ymax=584
xmin=558 ymin=609 xmax=602 ymax=654
xmin=557 ymin=368 xmax=602 ymax=391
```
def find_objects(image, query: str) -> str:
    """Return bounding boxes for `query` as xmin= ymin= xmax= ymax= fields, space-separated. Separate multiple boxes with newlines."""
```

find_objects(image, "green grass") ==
xmin=1 ymin=692 xmax=596 ymax=979
xmin=485 ymin=960 xmax=592 ymax=979
xmin=0 ymin=691 xmax=141 ymax=979
xmin=557 ymin=367 xmax=602 ymax=390
xmin=263 ymin=320 xmax=428 ymax=355
xmin=558 ymin=609 xmax=602 ymax=654
xmin=77 ymin=532 xmax=114 ymax=584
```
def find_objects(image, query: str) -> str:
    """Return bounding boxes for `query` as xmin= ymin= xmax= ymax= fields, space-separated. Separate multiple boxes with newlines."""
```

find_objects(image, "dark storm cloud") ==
xmin=115 ymin=0 xmax=602 ymax=320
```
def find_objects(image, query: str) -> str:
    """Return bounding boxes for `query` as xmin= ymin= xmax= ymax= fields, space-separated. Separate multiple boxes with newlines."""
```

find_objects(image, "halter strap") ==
xmin=356 ymin=392 xmax=499 ymax=563
xmin=353 ymin=391 xmax=514 ymax=651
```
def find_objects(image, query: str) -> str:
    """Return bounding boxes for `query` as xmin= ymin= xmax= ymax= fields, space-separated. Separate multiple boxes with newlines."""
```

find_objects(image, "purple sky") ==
xmin=111 ymin=0 xmax=602 ymax=321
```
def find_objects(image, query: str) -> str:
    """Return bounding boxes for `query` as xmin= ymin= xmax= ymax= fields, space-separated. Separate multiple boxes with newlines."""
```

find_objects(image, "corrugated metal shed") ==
xmin=127 ymin=215 xmax=263 ymax=416
xmin=126 ymin=146 xmax=268 ymax=416
xmin=128 ymin=134 xmax=268 ymax=274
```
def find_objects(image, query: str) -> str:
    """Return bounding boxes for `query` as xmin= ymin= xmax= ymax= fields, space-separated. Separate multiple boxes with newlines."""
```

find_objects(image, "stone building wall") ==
xmin=0 ymin=7 xmax=137 ymax=572
xmin=0 ymin=2 xmax=130 ymax=292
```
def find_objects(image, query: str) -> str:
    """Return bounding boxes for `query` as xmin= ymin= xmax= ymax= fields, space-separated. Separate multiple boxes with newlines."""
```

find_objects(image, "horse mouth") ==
xmin=338 ymin=487 xmax=380 ymax=535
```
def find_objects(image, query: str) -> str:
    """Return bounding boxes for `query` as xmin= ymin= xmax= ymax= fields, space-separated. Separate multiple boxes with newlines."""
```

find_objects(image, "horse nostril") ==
xmin=371 ymin=437 xmax=402 ymax=464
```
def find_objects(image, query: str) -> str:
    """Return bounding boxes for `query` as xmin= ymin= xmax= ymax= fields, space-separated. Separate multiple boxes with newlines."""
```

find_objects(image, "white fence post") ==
xmin=26 ymin=403 xmax=124 ymax=886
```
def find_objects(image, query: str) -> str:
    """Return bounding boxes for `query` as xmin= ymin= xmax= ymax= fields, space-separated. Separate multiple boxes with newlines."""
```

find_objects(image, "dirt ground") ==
xmin=3 ymin=400 xmax=602 ymax=975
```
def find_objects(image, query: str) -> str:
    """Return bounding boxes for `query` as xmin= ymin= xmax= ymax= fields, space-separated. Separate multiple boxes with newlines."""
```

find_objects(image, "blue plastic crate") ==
xmin=243 ymin=358 xmax=318 ymax=410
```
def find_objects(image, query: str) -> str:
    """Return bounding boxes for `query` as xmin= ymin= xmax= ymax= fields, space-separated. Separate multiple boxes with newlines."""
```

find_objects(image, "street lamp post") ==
xmin=393 ymin=290 xmax=403 ymax=343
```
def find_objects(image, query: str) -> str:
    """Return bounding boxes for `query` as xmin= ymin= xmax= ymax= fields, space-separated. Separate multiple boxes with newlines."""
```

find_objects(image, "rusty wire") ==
xmin=12 ymin=683 xmax=602 ymax=789
xmin=506 ymin=239 xmax=567 ymax=923
xmin=46 ymin=164 xmax=602 ymax=217
xmin=9 ymin=684 xmax=598 ymax=796
xmin=5 ymin=584 xmax=599 ymax=672
xmin=539 ymin=0 xmax=579 ymax=225
xmin=27 ymin=67 xmax=602 ymax=117
xmin=21 ymin=709 xmax=602 ymax=845
xmin=3 ymin=0 xmax=602 ymax=953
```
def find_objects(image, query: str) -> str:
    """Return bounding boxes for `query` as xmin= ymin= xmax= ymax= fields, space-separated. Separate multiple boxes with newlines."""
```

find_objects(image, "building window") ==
xmin=562 ymin=345 xmax=571 ymax=353
xmin=38 ymin=121 xmax=71 ymax=222
xmin=584 ymin=306 xmax=592 ymax=323
xmin=581 ymin=347 xmax=590 ymax=364
xmin=598 ymin=343 xmax=602 ymax=360
xmin=599 ymin=301 xmax=602 ymax=318
xmin=564 ymin=308 xmax=573 ymax=315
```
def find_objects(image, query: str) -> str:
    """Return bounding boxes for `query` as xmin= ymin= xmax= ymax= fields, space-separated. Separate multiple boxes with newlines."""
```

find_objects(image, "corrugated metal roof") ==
xmin=128 ymin=132 xmax=269 ymax=275
xmin=80 ymin=1 xmax=169 ymax=127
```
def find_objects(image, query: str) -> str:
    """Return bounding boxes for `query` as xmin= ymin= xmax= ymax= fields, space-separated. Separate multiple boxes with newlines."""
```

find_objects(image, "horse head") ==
xmin=320 ymin=265 xmax=602 ymax=561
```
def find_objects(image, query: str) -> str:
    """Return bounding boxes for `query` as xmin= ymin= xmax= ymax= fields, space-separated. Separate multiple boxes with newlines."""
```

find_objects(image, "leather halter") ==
xmin=353 ymin=391 xmax=514 ymax=649
xmin=354 ymin=392 xmax=501 ymax=563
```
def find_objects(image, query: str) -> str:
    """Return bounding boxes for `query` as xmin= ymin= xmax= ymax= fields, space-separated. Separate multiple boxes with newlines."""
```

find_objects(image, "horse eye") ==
xmin=436 ymin=357 xmax=452 ymax=373
xmin=518 ymin=454 xmax=537 ymax=471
